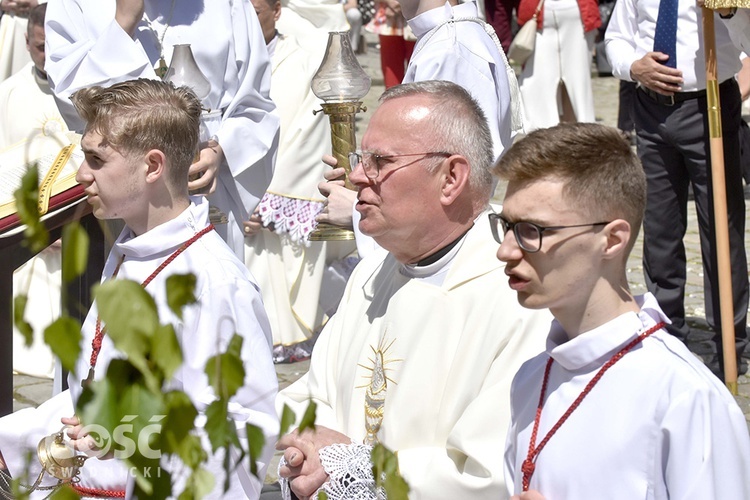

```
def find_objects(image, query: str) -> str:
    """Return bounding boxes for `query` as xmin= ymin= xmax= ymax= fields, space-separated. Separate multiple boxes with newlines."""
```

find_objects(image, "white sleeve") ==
xmin=215 ymin=1 xmax=279 ymax=216
xmin=604 ymin=0 xmax=640 ymax=82
xmin=44 ymin=0 xmax=158 ymax=131
xmin=658 ymin=385 xmax=750 ymax=499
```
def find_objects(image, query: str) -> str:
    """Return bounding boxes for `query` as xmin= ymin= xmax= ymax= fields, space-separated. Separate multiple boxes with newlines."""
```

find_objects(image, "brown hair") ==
xmin=71 ymin=79 xmax=202 ymax=190
xmin=494 ymin=122 xmax=646 ymax=249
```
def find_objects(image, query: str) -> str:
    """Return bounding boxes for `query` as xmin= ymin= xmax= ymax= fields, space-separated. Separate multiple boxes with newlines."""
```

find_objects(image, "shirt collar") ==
xmin=407 ymin=1 xmax=479 ymax=38
xmin=267 ymin=32 xmax=278 ymax=58
xmin=546 ymin=293 xmax=671 ymax=371
xmin=114 ymin=196 xmax=210 ymax=260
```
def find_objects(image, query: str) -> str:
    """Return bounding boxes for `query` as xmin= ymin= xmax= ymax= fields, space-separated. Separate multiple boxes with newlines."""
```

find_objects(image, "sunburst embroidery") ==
xmin=358 ymin=333 xmax=401 ymax=445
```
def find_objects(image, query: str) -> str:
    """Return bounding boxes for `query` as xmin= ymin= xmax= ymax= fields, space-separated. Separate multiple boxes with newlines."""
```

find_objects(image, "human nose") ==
xmin=348 ymin=155 xmax=370 ymax=185
xmin=496 ymin=227 xmax=523 ymax=262
xmin=75 ymin=160 xmax=92 ymax=184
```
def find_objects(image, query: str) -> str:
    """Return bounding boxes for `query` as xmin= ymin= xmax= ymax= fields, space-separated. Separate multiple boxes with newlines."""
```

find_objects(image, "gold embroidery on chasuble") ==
xmin=359 ymin=332 xmax=401 ymax=446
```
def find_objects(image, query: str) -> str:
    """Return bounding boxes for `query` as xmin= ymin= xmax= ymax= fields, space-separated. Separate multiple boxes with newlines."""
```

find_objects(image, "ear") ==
xmin=144 ymin=149 xmax=167 ymax=184
xmin=439 ymin=155 xmax=471 ymax=206
xmin=273 ymin=1 xmax=282 ymax=21
xmin=601 ymin=219 xmax=632 ymax=260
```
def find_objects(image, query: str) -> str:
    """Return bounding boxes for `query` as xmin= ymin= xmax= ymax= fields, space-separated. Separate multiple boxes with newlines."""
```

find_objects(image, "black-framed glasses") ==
xmin=348 ymin=150 xmax=452 ymax=180
xmin=488 ymin=213 xmax=611 ymax=253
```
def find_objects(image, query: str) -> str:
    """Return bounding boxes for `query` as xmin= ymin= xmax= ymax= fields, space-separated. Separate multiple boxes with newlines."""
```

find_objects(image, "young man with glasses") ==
xmin=275 ymin=80 xmax=550 ymax=499
xmin=494 ymin=123 xmax=750 ymax=499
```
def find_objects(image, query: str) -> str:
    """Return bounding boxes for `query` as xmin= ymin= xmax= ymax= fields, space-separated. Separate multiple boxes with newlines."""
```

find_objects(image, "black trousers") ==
xmin=633 ymin=79 xmax=749 ymax=370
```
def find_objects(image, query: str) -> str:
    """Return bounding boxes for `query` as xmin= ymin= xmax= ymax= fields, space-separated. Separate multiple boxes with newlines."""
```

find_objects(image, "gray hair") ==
xmin=379 ymin=80 xmax=494 ymax=201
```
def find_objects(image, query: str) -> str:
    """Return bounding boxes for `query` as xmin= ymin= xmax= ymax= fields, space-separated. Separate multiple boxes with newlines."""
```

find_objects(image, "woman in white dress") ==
xmin=516 ymin=0 xmax=600 ymax=131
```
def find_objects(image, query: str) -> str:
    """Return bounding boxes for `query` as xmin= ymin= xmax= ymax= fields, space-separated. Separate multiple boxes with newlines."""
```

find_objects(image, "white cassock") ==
xmin=277 ymin=0 xmax=349 ymax=55
xmin=405 ymin=0 xmax=517 ymax=162
xmin=0 ymin=15 xmax=29 ymax=83
xmin=244 ymin=32 xmax=355 ymax=347
xmin=43 ymin=0 xmax=280 ymax=260
xmin=0 ymin=0 xmax=47 ymax=81
xmin=0 ymin=62 xmax=69 ymax=149
xmin=504 ymin=293 xmax=750 ymax=499
xmin=0 ymin=63 xmax=69 ymax=379
xmin=278 ymin=212 xmax=551 ymax=499
xmin=0 ymin=198 xmax=279 ymax=499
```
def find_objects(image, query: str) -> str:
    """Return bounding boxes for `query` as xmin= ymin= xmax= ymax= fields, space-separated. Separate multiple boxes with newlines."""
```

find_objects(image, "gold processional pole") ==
xmin=308 ymin=32 xmax=372 ymax=241
xmin=700 ymin=0 xmax=750 ymax=393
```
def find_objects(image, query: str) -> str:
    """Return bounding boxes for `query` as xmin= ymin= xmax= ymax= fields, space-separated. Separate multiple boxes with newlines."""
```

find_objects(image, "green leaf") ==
xmin=109 ymin=389 xmax=167 ymax=464
xmin=48 ymin=484 xmax=80 ymax=499
xmin=245 ymin=423 xmax=265 ymax=477
xmin=77 ymin=376 xmax=119 ymax=444
xmin=158 ymin=391 xmax=198 ymax=456
xmin=43 ymin=316 xmax=82 ymax=374
xmin=130 ymin=461 xmax=172 ymax=500
xmin=13 ymin=295 xmax=32 ymax=347
xmin=298 ymin=400 xmax=317 ymax=434
xmin=371 ymin=443 xmax=410 ymax=500
xmin=177 ymin=466 xmax=215 ymax=500
xmin=14 ymin=164 xmax=39 ymax=222
xmin=15 ymin=164 xmax=49 ymax=254
xmin=151 ymin=324 xmax=182 ymax=380
xmin=95 ymin=279 xmax=159 ymax=349
xmin=175 ymin=433 xmax=207 ymax=470
xmin=279 ymin=404 xmax=296 ymax=438
xmin=165 ymin=273 xmax=197 ymax=320
xmin=204 ymin=334 xmax=245 ymax=399
xmin=204 ymin=400 xmax=235 ymax=452
xmin=61 ymin=221 xmax=89 ymax=284
xmin=95 ymin=280 xmax=162 ymax=391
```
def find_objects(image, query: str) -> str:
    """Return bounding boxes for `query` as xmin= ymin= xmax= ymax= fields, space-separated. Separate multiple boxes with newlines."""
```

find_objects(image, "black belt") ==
xmin=638 ymin=79 xmax=735 ymax=106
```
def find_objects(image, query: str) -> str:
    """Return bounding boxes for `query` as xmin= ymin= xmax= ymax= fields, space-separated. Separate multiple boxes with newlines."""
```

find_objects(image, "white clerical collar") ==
xmin=407 ymin=0 xmax=479 ymax=38
xmin=115 ymin=196 xmax=210 ymax=259
xmin=546 ymin=293 xmax=671 ymax=371
xmin=267 ymin=32 xmax=278 ymax=58
xmin=400 ymin=231 xmax=468 ymax=285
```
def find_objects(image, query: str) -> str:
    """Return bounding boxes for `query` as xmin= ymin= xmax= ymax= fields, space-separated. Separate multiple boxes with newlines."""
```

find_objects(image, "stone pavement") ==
xmin=10 ymin=33 xmax=750 ymax=433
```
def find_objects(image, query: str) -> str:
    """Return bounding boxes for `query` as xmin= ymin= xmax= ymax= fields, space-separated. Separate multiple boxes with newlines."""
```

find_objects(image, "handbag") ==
xmin=508 ymin=0 xmax=544 ymax=66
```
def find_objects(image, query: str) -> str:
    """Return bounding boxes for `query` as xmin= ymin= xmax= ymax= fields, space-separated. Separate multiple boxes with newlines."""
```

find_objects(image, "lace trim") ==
xmin=257 ymin=193 xmax=324 ymax=245
xmin=278 ymin=443 xmax=385 ymax=500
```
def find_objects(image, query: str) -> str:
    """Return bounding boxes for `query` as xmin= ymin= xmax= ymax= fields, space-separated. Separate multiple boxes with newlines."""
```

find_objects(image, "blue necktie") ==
xmin=653 ymin=0 xmax=679 ymax=68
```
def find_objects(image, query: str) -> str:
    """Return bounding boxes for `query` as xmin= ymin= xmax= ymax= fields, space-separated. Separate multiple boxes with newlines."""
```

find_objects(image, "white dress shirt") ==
xmin=605 ymin=0 xmax=741 ymax=91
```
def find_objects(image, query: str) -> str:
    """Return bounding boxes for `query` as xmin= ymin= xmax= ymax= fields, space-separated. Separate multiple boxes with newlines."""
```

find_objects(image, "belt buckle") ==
xmin=664 ymin=94 xmax=675 ymax=106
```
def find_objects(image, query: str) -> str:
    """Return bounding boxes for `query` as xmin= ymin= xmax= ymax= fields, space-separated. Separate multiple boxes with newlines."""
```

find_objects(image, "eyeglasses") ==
xmin=348 ymin=150 xmax=452 ymax=180
xmin=488 ymin=213 xmax=611 ymax=253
